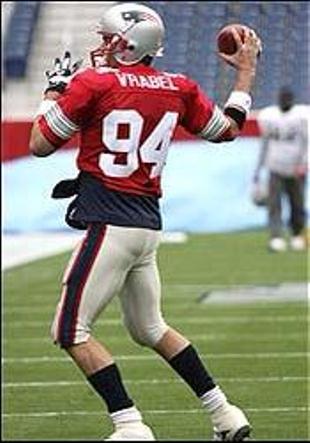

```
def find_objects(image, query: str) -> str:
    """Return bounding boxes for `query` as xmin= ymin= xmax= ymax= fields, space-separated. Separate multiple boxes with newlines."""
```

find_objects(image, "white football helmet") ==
xmin=90 ymin=2 xmax=165 ymax=67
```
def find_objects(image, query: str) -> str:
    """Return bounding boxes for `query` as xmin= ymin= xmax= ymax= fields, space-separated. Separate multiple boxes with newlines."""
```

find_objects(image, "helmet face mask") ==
xmin=90 ymin=3 xmax=165 ymax=67
xmin=90 ymin=33 xmax=128 ymax=68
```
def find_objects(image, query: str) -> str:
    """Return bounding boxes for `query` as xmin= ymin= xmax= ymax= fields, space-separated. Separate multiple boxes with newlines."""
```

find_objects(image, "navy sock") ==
xmin=168 ymin=344 xmax=216 ymax=397
xmin=87 ymin=364 xmax=134 ymax=413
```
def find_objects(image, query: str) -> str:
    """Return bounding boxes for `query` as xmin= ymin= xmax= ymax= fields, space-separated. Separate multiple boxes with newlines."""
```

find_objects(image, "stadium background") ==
xmin=2 ymin=2 xmax=309 ymax=441
xmin=2 ymin=1 xmax=309 ymax=238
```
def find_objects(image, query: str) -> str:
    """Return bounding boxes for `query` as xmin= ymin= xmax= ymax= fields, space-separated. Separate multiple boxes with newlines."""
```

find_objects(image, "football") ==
xmin=217 ymin=23 xmax=248 ymax=55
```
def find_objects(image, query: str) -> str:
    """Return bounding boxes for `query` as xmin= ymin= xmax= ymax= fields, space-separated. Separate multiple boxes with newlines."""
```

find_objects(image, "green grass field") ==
xmin=3 ymin=230 xmax=309 ymax=441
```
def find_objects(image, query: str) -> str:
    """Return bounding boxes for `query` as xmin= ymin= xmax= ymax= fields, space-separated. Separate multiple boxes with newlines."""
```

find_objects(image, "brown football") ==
xmin=217 ymin=24 xmax=248 ymax=55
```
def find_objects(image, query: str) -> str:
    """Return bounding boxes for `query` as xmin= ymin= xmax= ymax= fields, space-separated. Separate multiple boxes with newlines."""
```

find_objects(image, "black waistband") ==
xmin=52 ymin=172 xmax=162 ymax=231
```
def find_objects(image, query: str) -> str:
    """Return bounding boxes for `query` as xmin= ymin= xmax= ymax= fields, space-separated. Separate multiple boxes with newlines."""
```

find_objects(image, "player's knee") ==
xmin=50 ymin=320 xmax=90 ymax=348
xmin=126 ymin=319 xmax=169 ymax=347
xmin=51 ymin=333 xmax=91 ymax=349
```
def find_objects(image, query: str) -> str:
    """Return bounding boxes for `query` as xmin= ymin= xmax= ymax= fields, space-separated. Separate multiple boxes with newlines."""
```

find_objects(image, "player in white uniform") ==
xmin=29 ymin=3 xmax=261 ymax=440
xmin=254 ymin=87 xmax=308 ymax=252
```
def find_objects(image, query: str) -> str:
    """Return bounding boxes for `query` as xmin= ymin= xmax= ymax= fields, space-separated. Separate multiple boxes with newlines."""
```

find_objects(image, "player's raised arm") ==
xmin=183 ymin=25 xmax=262 ymax=143
xmin=217 ymin=26 xmax=262 ymax=141
xmin=29 ymin=52 xmax=84 ymax=157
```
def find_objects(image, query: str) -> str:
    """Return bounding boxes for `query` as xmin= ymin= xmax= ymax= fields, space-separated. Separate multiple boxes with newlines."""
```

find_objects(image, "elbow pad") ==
xmin=224 ymin=91 xmax=252 ymax=129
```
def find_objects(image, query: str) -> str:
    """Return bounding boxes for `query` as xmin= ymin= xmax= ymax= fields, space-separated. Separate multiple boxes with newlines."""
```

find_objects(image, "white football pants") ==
xmin=51 ymin=223 xmax=168 ymax=348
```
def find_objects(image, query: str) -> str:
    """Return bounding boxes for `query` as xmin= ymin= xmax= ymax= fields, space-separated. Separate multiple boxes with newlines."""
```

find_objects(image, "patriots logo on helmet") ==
xmin=122 ymin=10 xmax=159 ymax=25
xmin=122 ymin=11 xmax=144 ymax=23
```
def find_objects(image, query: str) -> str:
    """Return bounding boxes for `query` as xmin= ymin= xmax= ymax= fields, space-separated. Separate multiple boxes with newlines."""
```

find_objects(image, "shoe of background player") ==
xmin=290 ymin=235 xmax=306 ymax=251
xmin=212 ymin=404 xmax=252 ymax=441
xmin=105 ymin=422 xmax=155 ymax=441
xmin=268 ymin=237 xmax=287 ymax=252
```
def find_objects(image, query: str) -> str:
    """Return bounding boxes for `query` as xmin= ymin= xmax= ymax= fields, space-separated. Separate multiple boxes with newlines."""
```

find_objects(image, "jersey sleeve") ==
xmin=181 ymin=79 xmax=230 ymax=140
xmin=38 ymin=72 xmax=95 ymax=147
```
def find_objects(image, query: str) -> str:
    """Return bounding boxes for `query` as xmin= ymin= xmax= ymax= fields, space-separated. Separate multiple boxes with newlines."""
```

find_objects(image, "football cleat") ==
xmin=105 ymin=422 xmax=155 ymax=441
xmin=212 ymin=404 xmax=252 ymax=441
xmin=290 ymin=235 xmax=306 ymax=251
xmin=268 ymin=237 xmax=287 ymax=252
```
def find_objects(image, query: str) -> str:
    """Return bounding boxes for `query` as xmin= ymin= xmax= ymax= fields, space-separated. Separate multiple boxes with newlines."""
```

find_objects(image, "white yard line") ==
xmin=3 ymin=315 xmax=307 ymax=328
xmin=3 ymin=407 xmax=308 ymax=419
xmin=3 ymin=376 xmax=309 ymax=388
xmin=2 ymin=332 xmax=304 ymax=343
xmin=2 ymin=352 xmax=309 ymax=364
xmin=3 ymin=282 xmax=308 ymax=304
xmin=3 ymin=299 xmax=308 ymax=313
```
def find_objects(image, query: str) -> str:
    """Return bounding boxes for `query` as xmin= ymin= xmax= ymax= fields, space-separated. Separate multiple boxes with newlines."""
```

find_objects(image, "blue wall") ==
xmin=3 ymin=138 xmax=309 ymax=233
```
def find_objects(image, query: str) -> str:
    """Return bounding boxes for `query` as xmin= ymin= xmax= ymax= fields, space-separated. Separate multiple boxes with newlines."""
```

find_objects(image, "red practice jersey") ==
xmin=39 ymin=64 xmax=229 ymax=197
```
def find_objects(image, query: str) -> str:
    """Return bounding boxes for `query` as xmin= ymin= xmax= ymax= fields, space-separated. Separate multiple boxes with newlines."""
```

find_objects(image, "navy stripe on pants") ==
xmin=57 ymin=223 xmax=106 ymax=348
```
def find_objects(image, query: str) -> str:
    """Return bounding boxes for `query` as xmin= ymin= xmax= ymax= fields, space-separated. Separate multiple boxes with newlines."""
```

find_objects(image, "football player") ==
xmin=29 ymin=3 xmax=261 ymax=440
xmin=253 ymin=86 xmax=308 ymax=252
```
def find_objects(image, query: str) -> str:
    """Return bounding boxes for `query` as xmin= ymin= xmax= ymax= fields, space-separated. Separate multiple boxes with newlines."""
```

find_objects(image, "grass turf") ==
xmin=2 ymin=230 xmax=309 ymax=440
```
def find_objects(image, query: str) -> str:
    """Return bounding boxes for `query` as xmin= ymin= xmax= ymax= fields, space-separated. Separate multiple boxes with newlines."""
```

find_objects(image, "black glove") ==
xmin=45 ymin=51 xmax=83 ymax=94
